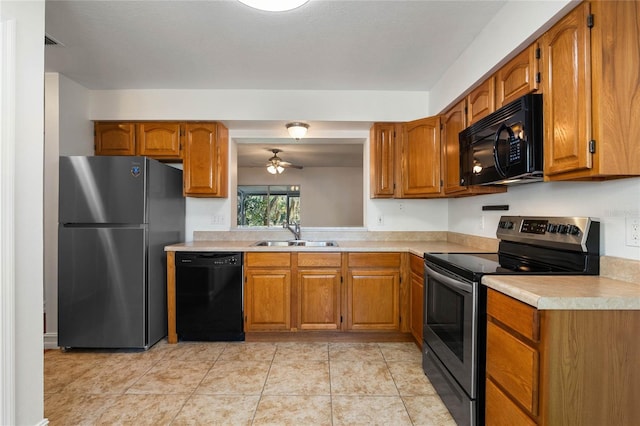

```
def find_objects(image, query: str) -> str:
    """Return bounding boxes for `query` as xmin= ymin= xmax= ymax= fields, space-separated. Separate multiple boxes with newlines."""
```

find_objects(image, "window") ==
xmin=237 ymin=185 xmax=300 ymax=227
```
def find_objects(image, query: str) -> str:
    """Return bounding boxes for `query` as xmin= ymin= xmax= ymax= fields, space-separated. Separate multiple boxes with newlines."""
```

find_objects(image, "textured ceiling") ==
xmin=45 ymin=0 xmax=506 ymax=91
xmin=44 ymin=0 xmax=506 ymax=164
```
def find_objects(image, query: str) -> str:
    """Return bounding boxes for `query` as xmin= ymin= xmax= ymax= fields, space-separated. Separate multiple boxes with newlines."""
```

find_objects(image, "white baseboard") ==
xmin=43 ymin=333 xmax=58 ymax=350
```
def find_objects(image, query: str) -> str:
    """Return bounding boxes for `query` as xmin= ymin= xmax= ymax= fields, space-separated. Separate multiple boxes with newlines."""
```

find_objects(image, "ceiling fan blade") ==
xmin=281 ymin=163 xmax=303 ymax=169
xmin=265 ymin=148 xmax=303 ymax=169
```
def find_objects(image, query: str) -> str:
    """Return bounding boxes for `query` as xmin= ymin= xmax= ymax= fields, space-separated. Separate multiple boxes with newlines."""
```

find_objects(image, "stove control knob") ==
xmin=547 ymin=223 xmax=557 ymax=233
xmin=557 ymin=224 xmax=568 ymax=234
xmin=499 ymin=221 xmax=513 ymax=229
xmin=567 ymin=224 xmax=581 ymax=235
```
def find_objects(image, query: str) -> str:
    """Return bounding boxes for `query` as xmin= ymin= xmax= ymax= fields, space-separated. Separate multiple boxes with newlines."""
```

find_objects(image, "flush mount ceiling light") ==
xmin=286 ymin=122 xmax=309 ymax=140
xmin=237 ymin=0 xmax=310 ymax=12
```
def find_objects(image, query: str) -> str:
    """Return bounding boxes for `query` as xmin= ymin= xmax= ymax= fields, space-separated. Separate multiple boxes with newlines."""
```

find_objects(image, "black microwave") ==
xmin=459 ymin=94 xmax=543 ymax=186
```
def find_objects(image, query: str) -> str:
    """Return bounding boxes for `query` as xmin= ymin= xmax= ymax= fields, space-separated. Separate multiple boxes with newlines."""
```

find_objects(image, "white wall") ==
xmin=449 ymin=179 xmax=640 ymax=260
xmin=429 ymin=0 xmax=640 ymax=261
xmin=89 ymin=89 xmax=429 ymax=122
xmin=43 ymin=73 xmax=91 ymax=343
xmin=43 ymin=73 xmax=60 ymax=345
xmin=1 ymin=0 xmax=45 ymax=424
xmin=59 ymin=74 xmax=93 ymax=155
xmin=429 ymin=0 xmax=575 ymax=114
xmin=238 ymin=166 xmax=364 ymax=227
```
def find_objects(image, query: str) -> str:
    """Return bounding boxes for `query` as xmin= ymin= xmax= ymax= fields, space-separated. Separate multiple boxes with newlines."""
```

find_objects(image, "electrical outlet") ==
xmin=399 ymin=203 xmax=404 ymax=211
xmin=626 ymin=216 xmax=640 ymax=247
xmin=376 ymin=215 xmax=384 ymax=225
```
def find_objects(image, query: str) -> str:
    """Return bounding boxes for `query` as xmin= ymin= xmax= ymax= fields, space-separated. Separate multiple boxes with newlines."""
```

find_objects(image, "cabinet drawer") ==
xmin=245 ymin=252 xmax=291 ymax=268
xmin=297 ymin=252 xmax=341 ymax=268
xmin=348 ymin=252 xmax=401 ymax=268
xmin=486 ymin=321 xmax=539 ymax=416
xmin=486 ymin=378 xmax=536 ymax=426
xmin=409 ymin=253 xmax=423 ymax=276
xmin=487 ymin=289 xmax=539 ymax=341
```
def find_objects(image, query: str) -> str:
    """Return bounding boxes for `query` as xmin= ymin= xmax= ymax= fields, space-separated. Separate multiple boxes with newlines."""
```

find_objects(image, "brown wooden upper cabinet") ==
xmin=399 ymin=116 xmax=443 ymax=197
xmin=95 ymin=121 xmax=182 ymax=160
xmin=136 ymin=122 xmax=182 ymax=159
xmin=94 ymin=122 xmax=136 ymax=156
xmin=370 ymin=118 xmax=443 ymax=198
xmin=539 ymin=0 xmax=640 ymax=180
xmin=441 ymin=100 xmax=506 ymax=196
xmin=495 ymin=43 xmax=539 ymax=108
xmin=182 ymin=122 xmax=228 ymax=198
xmin=466 ymin=78 xmax=495 ymax=125
xmin=369 ymin=123 xmax=398 ymax=198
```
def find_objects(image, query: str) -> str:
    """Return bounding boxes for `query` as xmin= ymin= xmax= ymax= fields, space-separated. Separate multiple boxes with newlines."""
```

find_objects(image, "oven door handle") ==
xmin=424 ymin=264 xmax=473 ymax=294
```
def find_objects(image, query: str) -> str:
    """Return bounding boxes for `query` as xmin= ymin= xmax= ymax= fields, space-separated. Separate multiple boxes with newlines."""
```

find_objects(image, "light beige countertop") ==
xmin=164 ymin=240 xmax=484 ymax=258
xmin=165 ymin=233 xmax=639 ymax=311
xmin=482 ymin=275 xmax=640 ymax=310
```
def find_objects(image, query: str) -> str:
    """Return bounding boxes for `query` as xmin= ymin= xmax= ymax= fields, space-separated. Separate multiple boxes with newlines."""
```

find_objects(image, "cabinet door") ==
xmin=183 ymin=122 xmax=228 ymax=197
xmin=486 ymin=378 xmax=537 ymax=426
xmin=137 ymin=122 xmax=182 ymax=159
xmin=540 ymin=2 xmax=592 ymax=176
xmin=245 ymin=269 xmax=291 ymax=331
xmin=369 ymin=123 xmax=397 ymax=198
xmin=94 ymin=122 xmax=136 ymax=156
xmin=441 ymin=101 xmax=506 ymax=196
xmin=298 ymin=269 xmax=341 ymax=330
xmin=442 ymin=100 xmax=467 ymax=194
xmin=495 ymin=44 xmax=539 ymax=108
xmin=409 ymin=271 xmax=423 ymax=345
xmin=466 ymin=78 xmax=495 ymax=125
xmin=399 ymin=116 xmax=442 ymax=197
xmin=347 ymin=269 xmax=400 ymax=331
xmin=486 ymin=320 xmax=539 ymax=416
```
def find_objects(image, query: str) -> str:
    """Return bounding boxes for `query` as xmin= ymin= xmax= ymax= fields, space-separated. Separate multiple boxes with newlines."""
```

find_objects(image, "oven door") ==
xmin=423 ymin=262 xmax=478 ymax=398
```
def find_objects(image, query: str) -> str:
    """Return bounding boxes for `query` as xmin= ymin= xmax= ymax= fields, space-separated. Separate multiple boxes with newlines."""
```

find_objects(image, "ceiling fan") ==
xmin=266 ymin=149 xmax=303 ymax=174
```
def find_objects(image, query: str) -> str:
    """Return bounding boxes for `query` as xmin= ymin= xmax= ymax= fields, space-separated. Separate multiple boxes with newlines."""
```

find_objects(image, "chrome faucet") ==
xmin=283 ymin=221 xmax=301 ymax=240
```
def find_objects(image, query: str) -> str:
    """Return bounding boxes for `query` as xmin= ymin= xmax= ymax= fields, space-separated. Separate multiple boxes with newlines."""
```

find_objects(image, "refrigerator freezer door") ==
xmin=58 ymin=226 xmax=147 ymax=348
xmin=59 ymin=156 xmax=147 ymax=224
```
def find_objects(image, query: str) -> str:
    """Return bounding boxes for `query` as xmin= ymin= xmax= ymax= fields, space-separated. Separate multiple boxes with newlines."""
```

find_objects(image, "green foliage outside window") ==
xmin=238 ymin=185 xmax=300 ymax=227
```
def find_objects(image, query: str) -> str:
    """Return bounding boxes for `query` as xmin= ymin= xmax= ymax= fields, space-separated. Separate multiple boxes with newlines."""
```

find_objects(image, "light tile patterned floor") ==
xmin=44 ymin=340 xmax=456 ymax=425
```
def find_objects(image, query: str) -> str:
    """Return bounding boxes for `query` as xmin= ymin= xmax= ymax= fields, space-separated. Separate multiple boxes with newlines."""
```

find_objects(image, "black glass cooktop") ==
xmin=423 ymin=251 xmax=571 ymax=282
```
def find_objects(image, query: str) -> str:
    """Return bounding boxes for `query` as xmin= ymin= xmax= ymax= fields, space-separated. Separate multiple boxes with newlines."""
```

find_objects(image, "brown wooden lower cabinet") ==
xmin=245 ymin=268 xmax=292 ymax=331
xmin=408 ymin=253 xmax=424 ymax=346
xmin=244 ymin=252 xmax=292 ymax=331
xmin=346 ymin=252 xmax=401 ymax=331
xmin=297 ymin=252 xmax=342 ymax=331
xmin=243 ymin=251 xmax=404 ymax=333
xmin=485 ymin=288 xmax=640 ymax=425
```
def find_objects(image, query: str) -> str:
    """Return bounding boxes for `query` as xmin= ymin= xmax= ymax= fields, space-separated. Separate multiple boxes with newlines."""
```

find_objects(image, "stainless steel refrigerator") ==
xmin=58 ymin=156 xmax=185 ymax=349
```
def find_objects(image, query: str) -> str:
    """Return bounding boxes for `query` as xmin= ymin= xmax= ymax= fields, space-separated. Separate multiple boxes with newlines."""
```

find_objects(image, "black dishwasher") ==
xmin=175 ymin=252 xmax=244 ymax=341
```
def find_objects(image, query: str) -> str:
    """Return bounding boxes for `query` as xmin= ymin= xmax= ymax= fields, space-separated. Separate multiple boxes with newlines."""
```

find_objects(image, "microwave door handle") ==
xmin=493 ymin=123 xmax=515 ymax=178
xmin=425 ymin=264 xmax=473 ymax=294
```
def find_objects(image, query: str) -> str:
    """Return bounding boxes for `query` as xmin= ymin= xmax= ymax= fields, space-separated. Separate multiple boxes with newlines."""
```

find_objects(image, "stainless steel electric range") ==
xmin=422 ymin=216 xmax=600 ymax=426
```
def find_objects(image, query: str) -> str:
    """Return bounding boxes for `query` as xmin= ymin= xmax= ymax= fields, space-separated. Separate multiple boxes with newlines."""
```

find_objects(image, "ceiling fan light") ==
xmin=267 ymin=164 xmax=285 ymax=174
xmin=237 ymin=0 xmax=309 ymax=12
xmin=286 ymin=122 xmax=309 ymax=140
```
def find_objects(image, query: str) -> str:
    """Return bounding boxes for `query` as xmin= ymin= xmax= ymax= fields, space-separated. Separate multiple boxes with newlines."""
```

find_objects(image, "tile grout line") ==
xmin=249 ymin=342 xmax=278 ymax=425
xmin=379 ymin=343 xmax=417 ymax=426
xmin=168 ymin=341 xmax=229 ymax=425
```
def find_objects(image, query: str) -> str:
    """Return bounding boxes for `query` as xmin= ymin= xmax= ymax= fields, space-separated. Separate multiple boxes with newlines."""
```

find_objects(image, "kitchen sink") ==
xmin=253 ymin=240 xmax=338 ymax=247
